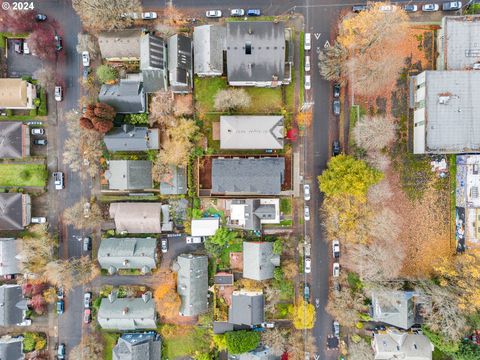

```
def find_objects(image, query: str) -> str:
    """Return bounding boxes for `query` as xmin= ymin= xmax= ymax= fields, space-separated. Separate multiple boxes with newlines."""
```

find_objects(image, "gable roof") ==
xmin=229 ymin=291 xmax=265 ymax=326
xmin=99 ymin=80 xmax=146 ymax=114
xmin=243 ymin=242 xmax=279 ymax=281
xmin=140 ymin=33 xmax=168 ymax=93
xmin=371 ymin=290 xmax=416 ymax=329
xmin=373 ymin=331 xmax=433 ymax=360
xmin=159 ymin=165 xmax=187 ymax=195
xmin=176 ymin=254 xmax=209 ymax=317
xmin=193 ymin=25 xmax=226 ymax=76
xmin=0 ymin=193 xmax=30 ymax=230
xmin=191 ymin=218 xmax=220 ymax=237
xmin=0 ymin=336 xmax=24 ymax=360
xmin=0 ymin=285 xmax=27 ymax=326
xmin=112 ymin=332 xmax=161 ymax=360
xmin=212 ymin=158 xmax=285 ymax=195
xmin=0 ymin=79 xmax=30 ymax=108
xmin=226 ymin=22 xmax=286 ymax=84
xmin=97 ymin=238 xmax=157 ymax=274
xmin=168 ymin=34 xmax=192 ymax=91
xmin=0 ymin=122 xmax=29 ymax=158
xmin=98 ymin=293 xmax=156 ymax=330
xmin=0 ymin=238 xmax=21 ymax=276
xmin=228 ymin=199 xmax=277 ymax=231
xmin=109 ymin=203 xmax=162 ymax=234
xmin=98 ymin=30 xmax=142 ymax=60
xmin=106 ymin=160 xmax=153 ymax=190
xmin=104 ymin=126 xmax=159 ymax=152
xmin=220 ymin=116 xmax=284 ymax=150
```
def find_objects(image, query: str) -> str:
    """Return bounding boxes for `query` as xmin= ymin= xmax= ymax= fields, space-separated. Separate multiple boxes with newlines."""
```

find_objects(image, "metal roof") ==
xmin=168 ymin=34 xmax=193 ymax=90
xmin=106 ymin=160 xmax=152 ymax=190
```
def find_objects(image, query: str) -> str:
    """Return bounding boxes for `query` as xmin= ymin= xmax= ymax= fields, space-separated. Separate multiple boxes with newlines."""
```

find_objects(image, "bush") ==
xmin=225 ymin=330 xmax=260 ymax=354
xmin=29 ymin=108 xmax=37 ymax=117
xmin=22 ymin=332 xmax=45 ymax=353
xmin=96 ymin=64 xmax=119 ymax=84
xmin=6 ymin=109 xmax=13 ymax=116
xmin=33 ymin=98 xmax=41 ymax=107
xmin=38 ymin=89 xmax=47 ymax=116
xmin=125 ymin=113 xmax=149 ymax=125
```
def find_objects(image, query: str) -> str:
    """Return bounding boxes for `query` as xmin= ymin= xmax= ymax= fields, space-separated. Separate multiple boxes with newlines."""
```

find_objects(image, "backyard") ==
xmin=159 ymin=324 xmax=211 ymax=359
xmin=0 ymin=163 xmax=47 ymax=187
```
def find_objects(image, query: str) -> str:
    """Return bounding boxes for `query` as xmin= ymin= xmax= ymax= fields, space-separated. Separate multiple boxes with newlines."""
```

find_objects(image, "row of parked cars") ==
xmin=353 ymin=1 xmax=462 ymax=12
xmin=206 ymin=8 xmax=261 ymax=18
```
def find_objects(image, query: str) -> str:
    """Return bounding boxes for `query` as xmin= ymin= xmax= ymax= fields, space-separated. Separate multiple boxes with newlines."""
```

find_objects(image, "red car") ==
xmin=83 ymin=309 xmax=91 ymax=324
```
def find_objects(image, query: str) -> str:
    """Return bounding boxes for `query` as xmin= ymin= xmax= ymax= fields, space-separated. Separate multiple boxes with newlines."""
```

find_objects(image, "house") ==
xmin=98 ymin=291 xmax=156 ymax=330
xmin=226 ymin=22 xmax=291 ymax=87
xmin=193 ymin=25 xmax=226 ymax=77
xmin=112 ymin=332 xmax=161 ymax=360
xmin=109 ymin=203 xmax=163 ymax=233
xmin=214 ymin=272 xmax=234 ymax=285
xmin=0 ymin=122 xmax=30 ymax=158
xmin=372 ymin=331 xmax=434 ymax=360
xmin=243 ymin=242 xmax=280 ymax=281
xmin=0 ymin=335 xmax=24 ymax=360
xmin=226 ymin=199 xmax=280 ymax=231
xmin=104 ymin=125 xmax=159 ymax=152
xmin=220 ymin=116 xmax=284 ymax=150
xmin=371 ymin=290 xmax=417 ymax=329
xmin=167 ymin=34 xmax=193 ymax=93
xmin=229 ymin=290 xmax=264 ymax=326
xmin=191 ymin=218 xmax=220 ymax=237
xmin=97 ymin=238 xmax=157 ymax=275
xmin=0 ymin=284 xmax=29 ymax=326
xmin=0 ymin=79 xmax=36 ymax=109
xmin=105 ymin=160 xmax=153 ymax=190
xmin=140 ymin=33 xmax=168 ymax=93
xmin=0 ymin=238 xmax=22 ymax=277
xmin=159 ymin=165 xmax=187 ymax=195
xmin=437 ymin=15 xmax=480 ymax=70
xmin=228 ymin=346 xmax=280 ymax=360
xmin=211 ymin=158 xmax=285 ymax=196
xmin=411 ymin=71 xmax=480 ymax=154
xmin=174 ymin=254 xmax=208 ymax=317
xmin=0 ymin=193 xmax=31 ymax=230
xmin=98 ymin=29 xmax=142 ymax=61
xmin=99 ymin=79 xmax=146 ymax=114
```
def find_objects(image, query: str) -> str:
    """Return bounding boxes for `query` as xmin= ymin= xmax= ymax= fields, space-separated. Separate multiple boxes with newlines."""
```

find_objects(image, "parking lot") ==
xmin=6 ymin=39 xmax=43 ymax=78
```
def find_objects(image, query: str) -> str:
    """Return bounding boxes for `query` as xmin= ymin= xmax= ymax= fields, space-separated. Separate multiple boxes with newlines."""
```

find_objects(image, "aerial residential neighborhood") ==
xmin=0 ymin=1 xmax=479 ymax=360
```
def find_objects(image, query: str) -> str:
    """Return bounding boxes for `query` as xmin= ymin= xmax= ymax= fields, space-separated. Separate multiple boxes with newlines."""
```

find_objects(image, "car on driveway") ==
xmin=14 ymin=40 xmax=23 ymax=54
xmin=23 ymin=42 xmax=30 ymax=54
xmin=333 ymin=100 xmax=340 ymax=115
xmin=422 ymin=3 xmax=440 ymax=11
xmin=247 ymin=9 xmax=261 ymax=16
xmin=84 ymin=308 xmax=91 ymax=323
xmin=82 ymin=51 xmax=90 ymax=67
xmin=31 ymin=217 xmax=47 ymax=223
xmin=332 ymin=140 xmax=341 ymax=156
xmin=404 ymin=4 xmax=418 ymax=12
xmin=333 ymin=262 xmax=340 ymax=277
xmin=231 ymin=9 xmax=245 ymax=17
xmin=443 ymin=1 xmax=462 ymax=10
xmin=304 ymin=75 xmax=311 ymax=90
xmin=161 ymin=238 xmax=168 ymax=253
xmin=333 ymin=83 xmax=340 ymax=98
xmin=332 ymin=240 xmax=340 ymax=258
xmin=304 ymin=184 xmax=311 ymax=201
xmin=84 ymin=292 xmax=91 ymax=308
xmin=83 ymin=237 xmax=92 ymax=251
xmin=304 ymin=206 xmax=310 ymax=221
xmin=304 ymin=257 xmax=311 ymax=273
xmin=31 ymin=128 xmax=44 ymax=135
xmin=142 ymin=12 xmax=158 ymax=19
xmin=333 ymin=321 xmax=340 ymax=338
xmin=56 ymin=299 xmax=64 ymax=314
xmin=206 ymin=10 xmax=222 ymax=18
xmin=186 ymin=236 xmax=204 ymax=244
xmin=54 ymin=86 xmax=63 ymax=101
xmin=35 ymin=14 xmax=47 ymax=21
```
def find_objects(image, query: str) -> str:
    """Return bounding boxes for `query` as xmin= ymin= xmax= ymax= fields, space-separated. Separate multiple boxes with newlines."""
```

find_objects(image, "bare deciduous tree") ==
xmin=69 ymin=333 xmax=104 ymax=360
xmin=149 ymin=90 xmax=175 ymax=127
xmin=367 ymin=179 xmax=393 ymax=205
xmin=214 ymin=88 xmax=252 ymax=112
xmin=318 ymin=41 xmax=348 ymax=82
xmin=261 ymin=328 xmax=289 ymax=356
xmin=18 ymin=225 xmax=56 ymax=276
xmin=368 ymin=207 xmax=401 ymax=243
xmin=33 ymin=65 xmax=56 ymax=89
xmin=367 ymin=152 xmax=391 ymax=172
xmin=63 ymin=198 xmax=104 ymax=230
xmin=326 ymin=278 xmax=368 ymax=327
xmin=76 ymin=33 xmax=99 ymax=60
xmin=43 ymin=257 xmax=99 ymax=291
xmin=353 ymin=115 xmax=396 ymax=152
xmin=286 ymin=330 xmax=317 ymax=360
xmin=349 ymin=338 xmax=374 ymax=360
xmin=157 ymin=118 xmax=198 ymax=168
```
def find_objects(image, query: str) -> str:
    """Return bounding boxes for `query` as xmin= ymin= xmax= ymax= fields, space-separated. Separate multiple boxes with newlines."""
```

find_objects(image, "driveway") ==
xmin=160 ymin=234 xmax=206 ymax=269
xmin=6 ymin=39 xmax=43 ymax=78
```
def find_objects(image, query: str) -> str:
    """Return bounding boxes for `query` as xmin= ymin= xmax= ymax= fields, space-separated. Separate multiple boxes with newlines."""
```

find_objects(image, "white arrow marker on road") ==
xmin=314 ymin=33 xmax=321 ymax=40
xmin=314 ymin=355 xmax=320 ymax=360
xmin=324 ymin=40 xmax=331 ymax=48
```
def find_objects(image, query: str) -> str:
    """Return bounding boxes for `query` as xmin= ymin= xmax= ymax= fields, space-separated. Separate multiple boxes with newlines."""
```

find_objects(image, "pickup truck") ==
xmin=53 ymin=172 xmax=64 ymax=190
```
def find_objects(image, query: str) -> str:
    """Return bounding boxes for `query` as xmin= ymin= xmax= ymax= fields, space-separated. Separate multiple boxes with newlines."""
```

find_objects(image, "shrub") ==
xmin=38 ymin=89 xmax=47 ymax=116
xmin=96 ymin=65 xmax=119 ymax=84
xmin=6 ymin=109 xmax=13 ymax=116
xmin=225 ymin=330 xmax=260 ymax=354
xmin=125 ymin=113 xmax=149 ymax=125
xmin=33 ymin=98 xmax=41 ymax=107
xmin=29 ymin=109 xmax=37 ymax=117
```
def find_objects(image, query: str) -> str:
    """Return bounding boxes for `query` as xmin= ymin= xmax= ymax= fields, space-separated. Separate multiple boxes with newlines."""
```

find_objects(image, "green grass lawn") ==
xmin=102 ymin=332 xmax=120 ymax=360
xmin=0 ymin=164 xmax=47 ymax=187
xmin=161 ymin=326 xmax=211 ymax=359
xmin=194 ymin=77 xmax=228 ymax=113
xmin=219 ymin=238 xmax=243 ymax=270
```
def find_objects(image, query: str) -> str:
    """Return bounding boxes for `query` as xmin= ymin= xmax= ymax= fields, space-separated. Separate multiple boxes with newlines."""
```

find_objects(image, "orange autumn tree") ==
xmin=153 ymin=271 xmax=181 ymax=321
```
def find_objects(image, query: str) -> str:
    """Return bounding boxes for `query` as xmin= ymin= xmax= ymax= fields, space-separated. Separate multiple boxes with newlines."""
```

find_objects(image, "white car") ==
xmin=31 ymin=217 xmax=47 ymax=224
xmin=53 ymin=171 xmax=64 ymax=190
xmin=186 ymin=236 xmax=204 ymax=244
xmin=230 ymin=9 xmax=245 ymax=17
xmin=84 ymin=292 xmax=91 ymax=308
xmin=82 ymin=51 xmax=90 ymax=67
xmin=304 ymin=184 xmax=311 ymax=201
xmin=23 ymin=42 xmax=30 ymax=54
xmin=332 ymin=240 xmax=340 ymax=258
xmin=121 ymin=12 xmax=139 ymax=19
xmin=305 ymin=55 xmax=310 ymax=72
xmin=304 ymin=75 xmax=311 ymax=90
xmin=304 ymin=33 xmax=311 ymax=50
xmin=422 ymin=3 xmax=440 ymax=11
xmin=379 ymin=4 xmax=397 ymax=12
xmin=333 ymin=262 xmax=340 ymax=277
xmin=142 ymin=12 xmax=157 ymax=19
xmin=304 ymin=206 xmax=310 ymax=221
xmin=206 ymin=10 xmax=222 ymax=18
xmin=304 ymin=257 xmax=311 ymax=273
xmin=54 ymin=86 xmax=63 ymax=102
xmin=31 ymin=128 xmax=45 ymax=135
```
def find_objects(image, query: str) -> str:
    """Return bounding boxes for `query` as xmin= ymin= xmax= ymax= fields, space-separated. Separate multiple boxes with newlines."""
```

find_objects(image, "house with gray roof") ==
xmin=140 ymin=33 xmax=168 ymax=93
xmin=0 ymin=285 xmax=28 ymax=327
xmin=97 ymin=238 xmax=157 ymax=275
xmin=211 ymin=158 xmax=285 ymax=196
xmin=371 ymin=290 xmax=417 ymax=330
xmin=168 ymin=34 xmax=193 ymax=93
xmin=226 ymin=21 xmax=291 ymax=87
xmin=160 ymin=165 xmax=187 ymax=195
xmin=104 ymin=125 xmax=160 ymax=152
xmin=99 ymin=79 xmax=146 ymax=114
xmin=373 ymin=331 xmax=433 ymax=360
xmin=112 ymin=332 xmax=161 ymax=360
xmin=0 ymin=335 xmax=24 ymax=360
xmin=243 ymin=242 xmax=280 ymax=281
xmin=229 ymin=291 xmax=264 ymax=326
xmin=109 ymin=203 xmax=163 ymax=234
xmin=98 ymin=291 xmax=157 ymax=330
xmin=0 ymin=122 xmax=30 ymax=159
xmin=0 ymin=238 xmax=21 ymax=277
xmin=220 ymin=116 xmax=284 ymax=150
xmin=98 ymin=29 xmax=142 ymax=61
xmin=105 ymin=160 xmax=153 ymax=190
xmin=175 ymin=254 xmax=208 ymax=317
xmin=229 ymin=347 xmax=280 ymax=360
xmin=0 ymin=193 xmax=31 ymax=231
xmin=193 ymin=25 xmax=226 ymax=77
xmin=226 ymin=199 xmax=279 ymax=231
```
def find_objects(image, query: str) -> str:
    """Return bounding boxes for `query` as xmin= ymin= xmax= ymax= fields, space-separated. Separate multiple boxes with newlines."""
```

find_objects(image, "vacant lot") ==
xmin=0 ymin=163 xmax=47 ymax=187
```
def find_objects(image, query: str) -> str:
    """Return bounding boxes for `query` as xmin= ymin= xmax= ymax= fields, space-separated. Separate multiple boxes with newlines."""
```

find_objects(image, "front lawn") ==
xmin=102 ymin=332 xmax=120 ymax=360
xmin=0 ymin=164 xmax=47 ymax=187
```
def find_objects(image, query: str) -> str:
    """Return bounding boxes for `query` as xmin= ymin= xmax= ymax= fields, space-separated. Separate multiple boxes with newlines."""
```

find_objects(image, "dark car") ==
xmin=304 ymin=284 xmax=310 ymax=302
xmin=35 ymin=14 xmax=47 ymax=21
xmin=14 ymin=40 xmax=23 ymax=54
xmin=83 ymin=237 xmax=92 ymax=251
xmin=443 ymin=1 xmax=462 ymax=11
xmin=333 ymin=83 xmax=340 ymax=98
xmin=404 ymin=4 xmax=418 ymax=12
xmin=247 ymin=9 xmax=261 ymax=16
xmin=333 ymin=100 xmax=340 ymax=115
xmin=332 ymin=140 xmax=341 ymax=156
xmin=56 ymin=300 xmax=64 ymax=314
xmin=54 ymin=35 xmax=62 ymax=51
xmin=352 ymin=4 xmax=368 ymax=12
xmin=33 ymin=139 xmax=47 ymax=146
xmin=82 ymin=68 xmax=91 ymax=80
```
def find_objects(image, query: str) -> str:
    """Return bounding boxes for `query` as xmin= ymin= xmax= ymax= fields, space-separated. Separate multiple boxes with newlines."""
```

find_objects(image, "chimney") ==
xmin=142 ymin=291 xmax=152 ymax=303
xmin=108 ymin=291 xmax=118 ymax=303
xmin=123 ymin=307 xmax=129 ymax=315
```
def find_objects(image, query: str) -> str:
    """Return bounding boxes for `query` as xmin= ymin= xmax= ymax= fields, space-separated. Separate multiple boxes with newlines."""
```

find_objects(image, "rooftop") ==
xmin=104 ymin=126 xmax=159 ymax=152
xmin=0 ymin=79 xmax=30 ymax=108
xmin=0 ymin=284 xmax=27 ymax=326
xmin=109 ymin=203 xmax=162 ymax=234
xmin=0 ymin=122 xmax=29 ymax=159
xmin=243 ymin=242 xmax=280 ymax=281
xmin=228 ymin=291 xmax=265 ymax=326
xmin=176 ymin=254 xmax=209 ymax=317
xmin=191 ymin=218 xmax=220 ymax=237
xmin=106 ymin=160 xmax=152 ymax=190
xmin=99 ymin=80 xmax=146 ymax=114
xmin=373 ymin=331 xmax=433 ymax=360
xmin=371 ymin=290 xmax=416 ymax=330
xmin=0 ymin=193 xmax=30 ymax=230
xmin=112 ymin=332 xmax=161 ymax=360
xmin=98 ymin=29 xmax=142 ymax=60
xmin=0 ymin=238 xmax=21 ymax=276
xmin=193 ymin=25 xmax=226 ymax=76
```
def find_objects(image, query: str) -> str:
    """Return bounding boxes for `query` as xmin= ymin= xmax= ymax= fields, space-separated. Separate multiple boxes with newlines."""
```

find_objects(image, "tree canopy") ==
xmin=225 ymin=330 xmax=261 ymax=354
xmin=204 ymin=227 xmax=238 ymax=258
xmin=96 ymin=65 xmax=118 ymax=84
xmin=290 ymin=299 xmax=316 ymax=329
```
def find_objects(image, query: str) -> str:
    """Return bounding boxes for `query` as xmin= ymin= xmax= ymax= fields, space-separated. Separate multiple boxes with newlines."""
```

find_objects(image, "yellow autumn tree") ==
xmin=153 ymin=271 xmax=181 ymax=321
xmin=290 ymin=298 xmax=316 ymax=329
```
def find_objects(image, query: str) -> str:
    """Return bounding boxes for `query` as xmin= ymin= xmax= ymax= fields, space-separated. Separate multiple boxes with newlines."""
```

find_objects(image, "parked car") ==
xmin=352 ymin=4 xmax=368 ymax=12
xmin=305 ymin=55 xmax=311 ymax=72
xmin=206 ymin=10 xmax=222 ymax=18
xmin=304 ymin=184 xmax=311 ymax=201
xmin=142 ymin=12 xmax=158 ymax=19
xmin=333 ymin=262 xmax=340 ymax=277
xmin=161 ymin=238 xmax=168 ymax=253
xmin=84 ymin=308 xmax=91 ymax=323
xmin=404 ymin=4 xmax=418 ymax=12
xmin=57 ymin=343 xmax=65 ymax=360
xmin=333 ymin=321 xmax=340 ymax=338
xmin=332 ymin=240 xmax=340 ymax=258
xmin=54 ymin=86 xmax=63 ymax=102
xmin=23 ymin=41 xmax=30 ymax=54
xmin=84 ymin=292 xmax=91 ymax=308
xmin=443 ymin=1 xmax=462 ymax=10
xmin=31 ymin=217 xmax=47 ymax=224
xmin=333 ymin=83 xmax=340 ymax=98
xmin=333 ymin=281 xmax=341 ymax=293
xmin=379 ymin=4 xmax=396 ymax=12
xmin=304 ymin=257 xmax=311 ymax=274
xmin=304 ymin=75 xmax=311 ymax=90
xmin=57 ymin=287 xmax=64 ymax=300
xmin=230 ymin=9 xmax=245 ymax=17
xmin=186 ymin=236 xmax=204 ymax=244
xmin=305 ymin=352 xmax=310 ymax=360
xmin=332 ymin=140 xmax=341 ymax=156
xmin=247 ymin=9 xmax=261 ymax=16
xmin=35 ymin=14 xmax=47 ymax=21
xmin=82 ymin=67 xmax=91 ymax=80
xmin=304 ymin=284 xmax=310 ymax=302
xmin=261 ymin=322 xmax=275 ymax=328
xmin=33 ymin=139 xmax=47 ymax=146
xmin=56 ymin=299 xmax=64 ymax=314
xmin=121 ymin=12 xmax=139 ymax=19
xmin=53 ymin=171 xmax=64 ymax=190
xmin=304 ymin=206 xmax=310 ymax=221
xmin=31 ymin=128 xmax=45 ymax=135
xmin=304 ymin=32 xmax=311 ymax=50
xmin=333 ymin=100 xmax=340 ymax=115
xmin=422 ymin=4 xmax=440 ymax=11
xmin=14 ymin=40 xmax=23 ymax=54
xmin=82 ymin=51 xmax=90 ymax=67
xmin=83 ymin=237 xmax=92 ymax=251
xmin=54 ymin=35 xmax=62 ymax=51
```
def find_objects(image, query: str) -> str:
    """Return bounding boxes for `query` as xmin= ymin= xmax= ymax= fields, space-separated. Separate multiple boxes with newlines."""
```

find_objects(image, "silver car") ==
xmin=206 ymin=10 xmax=222 ymax=18
xmin=304 ymin=184 xmax=311 ymax=201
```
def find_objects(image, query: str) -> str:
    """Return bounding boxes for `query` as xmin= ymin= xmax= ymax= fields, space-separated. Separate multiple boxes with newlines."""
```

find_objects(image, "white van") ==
xmin=304 ymin=33 xmax=311 ymax=50
xmin=305 ymin=55 xmax=310 ymax=72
